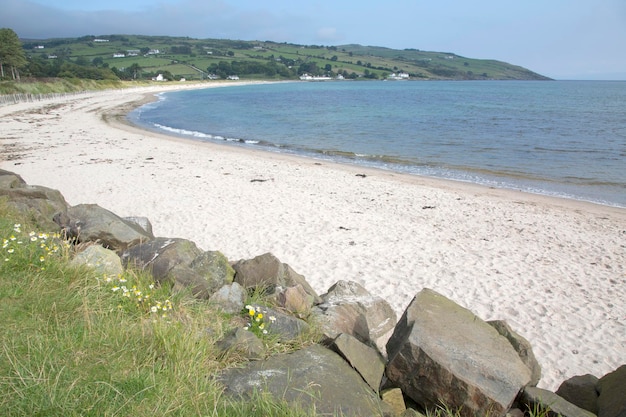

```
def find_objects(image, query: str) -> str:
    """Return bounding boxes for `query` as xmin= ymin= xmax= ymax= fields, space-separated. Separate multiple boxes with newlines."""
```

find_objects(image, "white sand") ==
xmin=1 ymin=82 xmax=624 ymax=390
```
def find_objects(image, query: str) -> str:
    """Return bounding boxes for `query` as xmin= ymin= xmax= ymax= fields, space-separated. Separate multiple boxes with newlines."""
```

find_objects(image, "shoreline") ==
xmin=1 ymin=83 xmax=624 ymax=390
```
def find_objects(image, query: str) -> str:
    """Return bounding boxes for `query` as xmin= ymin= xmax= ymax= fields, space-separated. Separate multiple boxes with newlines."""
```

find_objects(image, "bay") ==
xmin=129 ymin=80 xmax=626 ymax=207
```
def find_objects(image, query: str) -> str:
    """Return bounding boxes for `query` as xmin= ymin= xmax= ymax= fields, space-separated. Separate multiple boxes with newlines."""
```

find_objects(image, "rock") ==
xmin=122 ymin=238 xmax=234 ymax=298
xmin=386 ymin=288 xmax=531 ymax=417
xmin=170 ymin=250 xmax=235 ymax=298
xmin=0 ymin=170 xmax=68 ymax=231
xmin=381 ymin=388 xmax=407 ymax=416
xmin=219 ymin=344 xmax=387 ymax=417
xmin=246 ymin=305 xmax=310 ymax=342
xmin=312 ymin=280 xmax=396 ymax=356
xmin=597 ymin=365 xmax=626 ymax=417
xmin=556 ymin=374 xmax=600 ymax=414
xmin=57 ymin=204 xmax=153 ymax=251
xmin=274 ymin=284 xmax=313 ymax=317
xmin=521 ymin=387 xmax=597 ymax=417
xmin=215 ymin=327 xmax=266 ymax=360
xmin=488 ymin=319 xmax=542 ymax=386
xmin=70 ymin=245 xmax=123 ymax=278
xmin=121 ymin=237 xmax=201 ymax=281
xmin=331 ymin=333 xmax=386 ymax=393
xmin=233 ymin=252 xmax=321 ymax=304
xmin=209 ymin=282 xmax=246 ymax=314
xmin=123 ymin=216 xmax=153 ymax=237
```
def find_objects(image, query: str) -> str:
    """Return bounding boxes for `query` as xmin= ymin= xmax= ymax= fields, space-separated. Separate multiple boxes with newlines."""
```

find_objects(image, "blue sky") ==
xmin=2 ymin=0 xmax=625 ymax=80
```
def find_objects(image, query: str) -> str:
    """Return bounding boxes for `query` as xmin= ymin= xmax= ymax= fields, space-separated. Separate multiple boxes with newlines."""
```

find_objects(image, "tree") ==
xmin=0 ymin=28 xmax=28 ymax=80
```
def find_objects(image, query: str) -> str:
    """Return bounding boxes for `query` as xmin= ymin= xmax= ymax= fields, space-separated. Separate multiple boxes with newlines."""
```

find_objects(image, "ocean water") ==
xmin=129 ymin=80 xmax=626 ymax=207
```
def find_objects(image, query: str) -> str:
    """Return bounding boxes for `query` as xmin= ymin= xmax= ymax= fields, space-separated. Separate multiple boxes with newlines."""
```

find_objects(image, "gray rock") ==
xmin=556 ymin=374 xmax=600 ymax=414
xmin=312 ymin=280 xmax=396 ymax=356
xmin=598 ymin=365 xmax=626 ymax=417
xmin=70 ymin=245 xmax=124 ymax=278
xmin=521 ymin=386 xmax=597 ymax=417
xmin=386 ymin=288 xmax=531 ymax=417
xmin=332 ymin=333 xmax=386 ymax=393
xmin=58 ymin=204 xmax=153 ymax=251
xmin=274 ymin=284 xmax=313 ymax=318
xmin=233 ymin=252 xmax=321 ymax=304
xmin=121 ymin=237 xmax=201 ymax=281
xmin=381 ymin=388 xmax=407 ymax=416
xmin=246 ymin=305 xmax=310 ymax=342
xmin=216 ymin=327 xmax=266 ymax=360
xmin=0 ymin=171 xmax=68 ymax=231
xmin=219 ymin=344 xmax=387 ymax=417
xmin=123 ymin=216 xmax=153 ymax=236
xmin=488 ymin=319 xmax=542 ymax=386
xmin=209 ymin=282 xmax=246 ymax=314
xmin=122 ymin=238 xmax=234 ymax=298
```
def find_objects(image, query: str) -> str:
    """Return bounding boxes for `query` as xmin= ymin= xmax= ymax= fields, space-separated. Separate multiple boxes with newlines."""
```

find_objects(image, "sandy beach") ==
xmin=1 ymin=82 xmax=624 ymax=390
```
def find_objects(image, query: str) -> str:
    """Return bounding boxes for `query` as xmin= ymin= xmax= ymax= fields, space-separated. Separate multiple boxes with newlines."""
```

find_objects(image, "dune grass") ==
xmin=0 ymin=204 xmax=320 ymax=416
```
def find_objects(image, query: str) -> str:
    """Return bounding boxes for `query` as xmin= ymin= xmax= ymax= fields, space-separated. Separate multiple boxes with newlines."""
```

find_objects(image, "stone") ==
xmin=381 ymin=388 xmax=407 ymax=416
xmin=331 ymin=333 xmax=386 ymax=393
xmin=233 ymin=252 xmax=321 ymax=304
xmin=170 ymin=250 xmax=235 ymax=298
xmin=0 ymin=171 xmax=68 ymax=231
xmin=488 ymin=319 xmax=542 ymax=386
xmin=57 ymin=203 xmax=153 ymax=251
xmin=70 ymin=245 xmax=123 ymax=278
xmin=386 ymin=288 xmax=531 ymax=417
xmin=209 ymin=282 xmax=246 ymax=314
xmin=245 ymin=305 xmax=310 ymax=342
xmin=521 ymin=387 xmax=597 ymax=417
xmin=275 ymin=284 xmax=313 ymax=317
xmin=219 ymin=344 xmax=387 ymax=417
xmin=597 ymin=365 xmax=626 ymax=417
xmin=312 ymin=280 xmax=396 ymax=356
xmin=556 ymin=374 xmax=600 ymax=414
xmin=121 ymin=237 xmax=201 ymax=283
xmin=123 ymin=216 xmax=154 ymax=237
xmin=215 ymin=327 xmax=266 ymax=360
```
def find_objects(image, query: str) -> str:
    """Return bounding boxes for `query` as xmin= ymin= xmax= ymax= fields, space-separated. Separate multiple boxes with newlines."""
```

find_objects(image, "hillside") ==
xmin=19 ymin=34 xmax=551 ymax=81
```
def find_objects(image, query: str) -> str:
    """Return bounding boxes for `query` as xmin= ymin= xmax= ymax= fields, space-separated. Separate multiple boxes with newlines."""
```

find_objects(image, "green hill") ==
xmin=19 ymin=34 xmax=551 ymax=81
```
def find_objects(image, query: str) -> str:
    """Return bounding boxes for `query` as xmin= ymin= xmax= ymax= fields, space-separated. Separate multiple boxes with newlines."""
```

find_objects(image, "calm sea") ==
xmin=129 ymin=80 xmax=626 ymax=207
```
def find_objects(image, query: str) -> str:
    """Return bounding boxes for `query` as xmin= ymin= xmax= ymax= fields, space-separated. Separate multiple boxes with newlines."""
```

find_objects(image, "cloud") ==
xmin=315 ymin=27 xmax=343 ymax=44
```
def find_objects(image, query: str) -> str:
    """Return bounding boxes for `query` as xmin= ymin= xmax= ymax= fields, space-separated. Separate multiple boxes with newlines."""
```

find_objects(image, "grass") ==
xmin=0 ymin=203 xmax=322 ymax=416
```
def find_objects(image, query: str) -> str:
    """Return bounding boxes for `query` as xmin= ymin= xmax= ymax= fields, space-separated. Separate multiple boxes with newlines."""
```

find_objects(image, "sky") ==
xmin=1 ymin=0 xmax=625 ymax=80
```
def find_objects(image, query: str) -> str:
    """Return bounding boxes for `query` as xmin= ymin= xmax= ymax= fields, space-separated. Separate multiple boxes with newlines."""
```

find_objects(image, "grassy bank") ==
xmin=0 ymin=78 xmax=142 ymax=95
xmin=0 ymin=203 xmax=319 ymax=417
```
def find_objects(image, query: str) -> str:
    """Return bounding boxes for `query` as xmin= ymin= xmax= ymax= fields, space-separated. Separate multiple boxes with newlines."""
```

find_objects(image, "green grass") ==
xmin=0 ymin=203 xmax=321 ymax=417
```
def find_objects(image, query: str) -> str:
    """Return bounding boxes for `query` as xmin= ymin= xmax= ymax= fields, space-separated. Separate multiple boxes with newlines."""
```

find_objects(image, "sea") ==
xmin=128 ymin=80 xmax=626 ymax=208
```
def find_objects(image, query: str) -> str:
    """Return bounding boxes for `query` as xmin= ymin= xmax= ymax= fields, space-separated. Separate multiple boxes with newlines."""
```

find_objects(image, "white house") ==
xmin=227 ymin=75 xmax=240 ymax=80
xmin=113 ymin=53 xmax=125 ymax=58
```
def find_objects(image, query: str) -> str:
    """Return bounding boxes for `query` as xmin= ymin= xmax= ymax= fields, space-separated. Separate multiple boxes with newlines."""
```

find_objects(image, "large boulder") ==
xmin=556 ymin=374 xmax=600 ymax=414
xmin=0 ymin=170 xmax=68 ymax=230
xmin=312 ymin=280 xmax=396 ymax=356
xmin=521 ymin=387 xmax=597 ymax=417
xmin=219 ymin=344 xmax=388 ymax=417
xmin=488 ymin=320 xmax=542 ymax=386
xmin=233 ymin=252 xmax=321 ymax=305
xmin=386 ymin=288 xmax=531 ymax=417
xmin=597 ymin=365 xmax=626 ymax=417
xmin=209 ymin=282 xmax=246 ymax=314
xmin=56 ymin=204 xmax=153 ymax=251
xmin=122 ymin=237 xmax=234 ymax=298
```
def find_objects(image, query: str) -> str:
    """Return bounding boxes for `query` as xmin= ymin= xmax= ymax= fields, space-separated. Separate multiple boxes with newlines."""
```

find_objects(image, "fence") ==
xmin=0 ymin=91 xmax=88 ymax=106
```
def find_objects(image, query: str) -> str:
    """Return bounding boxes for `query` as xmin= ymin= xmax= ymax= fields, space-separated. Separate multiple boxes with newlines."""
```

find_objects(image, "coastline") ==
xmin=1 ymin=82 xmax=624 ymax=390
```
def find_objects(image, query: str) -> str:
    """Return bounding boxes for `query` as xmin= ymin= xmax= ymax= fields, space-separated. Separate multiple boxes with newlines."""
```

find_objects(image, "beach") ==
xmin=1 ymin=82 xmax=624 ymax=390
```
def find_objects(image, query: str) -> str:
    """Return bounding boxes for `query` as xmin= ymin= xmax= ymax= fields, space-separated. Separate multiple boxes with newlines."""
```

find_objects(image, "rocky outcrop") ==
xmin=4 ymin=169 xmax=623 ymax=417
xmin=386 ymin=288 xmax=531 ymax=417
xmin=219 ymin=344 xmax=389 ymax=417
xmin=312 ymin=280 xmax=397 ymax=355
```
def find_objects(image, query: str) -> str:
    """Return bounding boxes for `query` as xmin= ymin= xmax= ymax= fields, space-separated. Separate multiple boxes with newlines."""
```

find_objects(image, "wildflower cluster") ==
xmin=243 ymin=304 xmax=277 ymax=337
xmin=2 ymin=223 xmax=66 ymax=270
xmin=103 ymin=274 xmax=173 ymax=320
